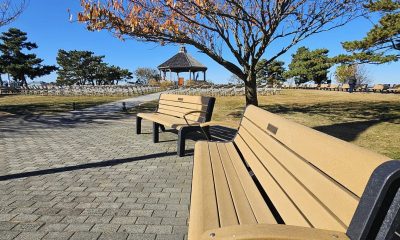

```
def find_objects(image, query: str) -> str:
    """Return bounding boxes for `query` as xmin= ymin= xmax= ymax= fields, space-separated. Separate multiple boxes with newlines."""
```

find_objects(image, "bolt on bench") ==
xmin=136 ymin=94 xmax=215 ymax=156
xmin=189 ymin=105 xmax=400 ymax=240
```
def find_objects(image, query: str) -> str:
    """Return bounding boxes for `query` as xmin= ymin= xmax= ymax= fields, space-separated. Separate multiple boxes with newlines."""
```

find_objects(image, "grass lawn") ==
xmin=133 ymin=90 xmax=400 ymax=159
xmin=0 ymin=95 xmax=129 ymax=116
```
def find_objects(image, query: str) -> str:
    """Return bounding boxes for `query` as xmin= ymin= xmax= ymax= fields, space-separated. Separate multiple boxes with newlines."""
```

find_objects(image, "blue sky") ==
xmin=3 ymin=1 xmax=399 ymax=84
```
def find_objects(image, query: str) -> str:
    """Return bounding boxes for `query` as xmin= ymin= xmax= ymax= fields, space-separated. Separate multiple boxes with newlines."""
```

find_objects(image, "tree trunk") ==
xmin=244 ymin=72 xmax=258 ymax=106
xmin=21 ymin=75 xmax=28 ymax=87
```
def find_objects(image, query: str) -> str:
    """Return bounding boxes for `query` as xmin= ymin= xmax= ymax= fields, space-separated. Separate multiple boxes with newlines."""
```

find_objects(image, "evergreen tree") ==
xmin=285 ymin=47 xmax=332 ymax=84
xmin=0 ymin=28 xmax=57 ymax=87
xmin=56 ymin=50 xmax=104 ymax=85
xmin=56 ymin=50 xmax=132 ymax=85
xmin=336 ymin=0 xmax=400 ymax=63
xmin=256 ymin=59 xmax=286 ymax=85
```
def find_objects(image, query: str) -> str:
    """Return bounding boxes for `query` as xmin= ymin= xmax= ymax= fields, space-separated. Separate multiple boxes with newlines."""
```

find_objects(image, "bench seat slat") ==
xmin=189 ymin=142 xmax=220 ymax=240
xmin=234 ymin=134 xmax=312 ymax=228
xmin=216 ymin=142 xmax=257 ymax=225
xmin=245 ymin=106 xmax=389 ymax=197
xmin=209 ymin=142 xmax=239 ymax=227
xmin=224 ymin=142 xmax=277 ymax=224
xmin=240 ymin=117 xmax=359 ymax=227
xmin=237 ymin=125 xmax=347 ymax=231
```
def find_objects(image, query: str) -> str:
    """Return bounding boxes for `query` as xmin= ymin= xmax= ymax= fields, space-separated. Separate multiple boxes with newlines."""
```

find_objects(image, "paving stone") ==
xmin=136 ymin=217 xmax=162 ymax=225
xmin=127 ymin=233 xmax=156 ymax=240
xmin=39 ymin=223 xmax=68 ymax=232
xmin=128 ymin=210 xmax=153 ymax=217
xmin=0 ymin=221 xmax=17 ymax=231
xmin=161 ymin=217 xmax=187 ymax=226
xmin=64 ymin=223 xmax=94 ymax=232
xmin=145 ymin=225 xmax=173 ymax=234
xmin=91 ymin=223 xmax=121 ymax=232
xmin=85 ymin=216 xmax=112 ymax=224
xmin=152 ymin=210 xmax=176 ymax=218
xmin=156 ymin=234 xmax=185 ymax=240
xmin=0 ymin=231 xmax=21 ymax=240
xmin=60 ymin=216 xmax=88 ymax=224
xmin=99 ymin=232 xmax=129 ymax=240
xmin=13 ymin=222 xmax=44 ymax=231
xmin=103 ymin=209 xmax=130 ymax=217
xmin=70 ymin=232 xmax=101 ymax=240
xmin=0 ymin=214 xmax=17 ymax=221
xmin=118 ymin=224 xmax=146 ymax=234
xmin=14 ymin=231 xmax=47 ymax=240
xmin=110 ymin=216 xmax=137 ymax=224
xmin=42 ymin=232 xmax=74 ymax=240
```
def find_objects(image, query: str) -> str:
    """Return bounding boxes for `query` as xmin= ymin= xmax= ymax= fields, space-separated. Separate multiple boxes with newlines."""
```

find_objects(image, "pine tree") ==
xmin=0 ymin=28 xmax=57 ymax=87
xmin=56 ymin=50 xmax=133 ymax=85
xmin=256 ymin=59 xmax=286 ymax=85
xmin=337 ymin=0 xmax=400 ymax=63
xmin=285 ymin=47 xmax=332 ymax=84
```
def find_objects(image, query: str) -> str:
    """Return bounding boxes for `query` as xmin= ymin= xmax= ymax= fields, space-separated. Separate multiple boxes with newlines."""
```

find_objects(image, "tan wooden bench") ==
xmin=328 ymin=84 xmax=339 ymax=91
xmin=340 ymin=83 xmax=350 ymax=92
xmin=189 ymin=105 xmax=400 ymax=240
xmin=136 ymin=93 xmax=215 ymax=157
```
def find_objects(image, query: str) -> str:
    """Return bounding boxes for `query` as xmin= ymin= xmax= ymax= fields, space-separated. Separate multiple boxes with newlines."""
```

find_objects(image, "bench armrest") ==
xmin=200 ymin=121 xmax=239 ymax=129
xmin=183 ymin=110 xmax=207 ymax=125
xmin=200 ymin=224 xmax=349 ymax=240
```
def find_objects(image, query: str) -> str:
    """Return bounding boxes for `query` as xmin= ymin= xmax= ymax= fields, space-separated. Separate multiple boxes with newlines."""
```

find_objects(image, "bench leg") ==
xmin=178 ymin=127 xmax=190 ymax=157
xmin=136 ymin=116 xmax=142 ymax=134
xmin=153 ymin=122 xmax=159 ymax=143
xmin=160 ymin=124 xmax=166 ymax=132
xmin=177 ymin=126 xmax=201 ymax=157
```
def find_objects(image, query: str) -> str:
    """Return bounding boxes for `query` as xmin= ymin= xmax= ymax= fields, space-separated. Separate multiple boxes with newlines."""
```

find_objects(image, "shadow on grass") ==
xmin=0 ymin=151 xmax=178 ymax=181
xmin=226 ymin=101 xmax=400 ymax=142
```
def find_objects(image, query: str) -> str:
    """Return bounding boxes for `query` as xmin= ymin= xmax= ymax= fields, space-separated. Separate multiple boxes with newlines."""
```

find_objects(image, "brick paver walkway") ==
xmin=0 ymin=93 xmax=194 ymax=240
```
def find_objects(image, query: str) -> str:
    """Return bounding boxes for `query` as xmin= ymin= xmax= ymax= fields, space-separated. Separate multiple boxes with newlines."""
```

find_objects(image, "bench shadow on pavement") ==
xmin=0 ymin=151 xmax=178 ymax=181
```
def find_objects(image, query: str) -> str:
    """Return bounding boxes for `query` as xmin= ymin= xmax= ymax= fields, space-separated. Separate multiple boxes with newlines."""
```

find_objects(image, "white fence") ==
xmin=169 ymin=84 xmax=282 ymax=96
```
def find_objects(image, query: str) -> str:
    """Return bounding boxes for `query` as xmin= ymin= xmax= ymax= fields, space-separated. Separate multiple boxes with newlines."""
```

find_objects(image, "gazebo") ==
xmin=158 ymin=46 xmax=207 ymax=83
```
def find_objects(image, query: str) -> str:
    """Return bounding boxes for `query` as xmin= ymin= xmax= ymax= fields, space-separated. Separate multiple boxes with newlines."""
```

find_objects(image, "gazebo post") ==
xmin=204 ymin=71 xmax=206 ymax=81
xmin=189 ymin=70 xmax=191 ymax=81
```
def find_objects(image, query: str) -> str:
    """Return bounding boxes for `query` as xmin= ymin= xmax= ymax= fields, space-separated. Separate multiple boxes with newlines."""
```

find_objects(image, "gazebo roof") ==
xmin=158 ymin=46 xmax=207 ymax=72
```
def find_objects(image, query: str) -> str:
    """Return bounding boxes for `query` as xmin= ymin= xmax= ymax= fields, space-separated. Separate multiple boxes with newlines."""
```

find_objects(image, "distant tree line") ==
xmin=56 ymin=50 xmax=132 ymax=86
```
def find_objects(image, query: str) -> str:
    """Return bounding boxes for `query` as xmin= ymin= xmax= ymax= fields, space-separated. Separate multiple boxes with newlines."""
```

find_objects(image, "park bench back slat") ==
xmin=157 ymin=94 xmax=211 ymax=122
xmin=233 ymin=106 xmax=390 ymax=231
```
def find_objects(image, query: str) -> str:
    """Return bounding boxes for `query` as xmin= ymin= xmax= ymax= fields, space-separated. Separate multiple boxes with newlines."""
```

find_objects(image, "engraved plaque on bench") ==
xmin=267 ymin=123 xmax=278 ymax=135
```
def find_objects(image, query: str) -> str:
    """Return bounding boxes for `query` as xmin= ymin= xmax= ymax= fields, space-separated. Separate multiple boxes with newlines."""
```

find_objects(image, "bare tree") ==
xmin=0 ymin=0 xmax=26 ymax=27
xmin=78 ymin=0 xmax=365 ymax=105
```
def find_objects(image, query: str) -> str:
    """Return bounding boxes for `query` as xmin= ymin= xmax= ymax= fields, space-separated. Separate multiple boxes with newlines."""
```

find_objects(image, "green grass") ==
xmin=131 ymin=90 xmax=400 ymax=159
xmin=0 ymin=95 xmax=129 ymax=116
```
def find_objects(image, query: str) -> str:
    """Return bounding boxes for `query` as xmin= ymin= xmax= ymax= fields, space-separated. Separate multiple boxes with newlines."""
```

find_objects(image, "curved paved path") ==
xmin=0 ymin=92 xmax=194 ymax=240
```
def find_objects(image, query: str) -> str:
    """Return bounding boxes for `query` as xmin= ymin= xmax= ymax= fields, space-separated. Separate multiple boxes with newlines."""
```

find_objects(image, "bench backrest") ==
xmin=233 ymin=105 xmax=392 ymax=233
xmin=157 ymin=94 xmax=215 ymax=123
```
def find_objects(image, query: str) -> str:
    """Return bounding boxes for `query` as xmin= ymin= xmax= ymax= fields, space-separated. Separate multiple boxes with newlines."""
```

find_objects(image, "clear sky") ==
xmin=3 ymin=1 xmax=399 ymax=84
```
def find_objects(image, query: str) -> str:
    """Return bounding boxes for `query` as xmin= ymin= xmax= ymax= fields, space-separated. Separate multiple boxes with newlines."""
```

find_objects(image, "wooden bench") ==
xmin=340 ymin=83 xmax=350 ymax=92
xmin=136 ymin=94 xmax=215 ymax=157
xmin=189 ymin=105 xmax=400 ymax=240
